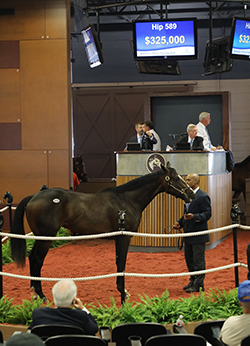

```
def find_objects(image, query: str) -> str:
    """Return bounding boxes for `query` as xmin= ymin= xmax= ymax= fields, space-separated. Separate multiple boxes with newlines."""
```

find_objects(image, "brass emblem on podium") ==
xmin=146 ymin=153 xmax=166 ymax=173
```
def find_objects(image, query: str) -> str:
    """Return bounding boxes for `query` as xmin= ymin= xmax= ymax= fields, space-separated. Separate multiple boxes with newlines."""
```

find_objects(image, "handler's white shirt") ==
xmin=150 ymin=129 xmax=161 ymax=151
xmin=196 ymin=122 xmax=215 ymax=151
xmin=220 ymin=314 xmax=250 ymax=346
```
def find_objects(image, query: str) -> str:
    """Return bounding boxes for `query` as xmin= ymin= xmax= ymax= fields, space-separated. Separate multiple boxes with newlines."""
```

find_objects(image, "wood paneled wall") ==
xmin=0 ymin=0 xmax=71 ymax=203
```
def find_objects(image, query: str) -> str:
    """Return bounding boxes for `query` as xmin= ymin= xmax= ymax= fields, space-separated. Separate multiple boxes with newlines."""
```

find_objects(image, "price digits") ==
xmin=145 ymin=35 xmax=185 ymax=46
xmin=239 ymin=34 xmax=250 ymax=44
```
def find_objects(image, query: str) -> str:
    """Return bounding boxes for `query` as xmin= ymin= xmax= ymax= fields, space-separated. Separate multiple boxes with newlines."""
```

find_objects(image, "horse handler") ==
xmin=173 ymin=173 xmax=212 ymax=293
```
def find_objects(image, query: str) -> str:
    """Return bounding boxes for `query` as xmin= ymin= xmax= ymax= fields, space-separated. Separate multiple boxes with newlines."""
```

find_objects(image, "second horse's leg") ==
xmin=115 ymin=235 xmax=131 ymax=304
xmin=29 ymin=240 xmax=52 ymax=300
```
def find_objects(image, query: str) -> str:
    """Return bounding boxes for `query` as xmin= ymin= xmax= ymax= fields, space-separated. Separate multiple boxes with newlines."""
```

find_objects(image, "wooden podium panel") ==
xmin=116 ymin=152 xmax=232 ymax=248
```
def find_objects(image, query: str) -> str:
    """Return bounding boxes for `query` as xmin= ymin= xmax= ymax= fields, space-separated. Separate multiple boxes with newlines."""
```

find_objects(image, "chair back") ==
xmin=241 ymin=335 xmax=250 ymax=346
xmin=194 ymin=320 xmax=226 ymax=346
xmin=145 ymin=334 xmax=207 ymax=346
xmin=111 ymin=322 xmax=167 ymax=346
xmin=31 ymin=324 xmax=85 ymax=341
xmin=45 ymin=334 xmax=106 ymax=346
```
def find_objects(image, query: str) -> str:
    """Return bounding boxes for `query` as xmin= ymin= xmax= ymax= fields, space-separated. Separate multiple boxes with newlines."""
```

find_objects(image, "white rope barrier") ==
xmin=0 ymin=219 xmax=249 ymax=287
xmin=0 ymin=206 xmax=16 ymax=213
xmin=1 ymin=223 xmax=250 ymax=241
xmin=0 ymin=263 xmax=247 ymax=282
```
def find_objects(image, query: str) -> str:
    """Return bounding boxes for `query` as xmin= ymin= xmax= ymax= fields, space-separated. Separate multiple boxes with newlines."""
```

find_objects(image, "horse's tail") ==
xmin=10 ymin=195 xmax=34 ymax=267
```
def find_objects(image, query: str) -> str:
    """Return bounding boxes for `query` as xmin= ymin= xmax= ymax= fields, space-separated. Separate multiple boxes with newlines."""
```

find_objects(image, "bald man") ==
xmin=173 ymin=174 xmax=212 ymax=293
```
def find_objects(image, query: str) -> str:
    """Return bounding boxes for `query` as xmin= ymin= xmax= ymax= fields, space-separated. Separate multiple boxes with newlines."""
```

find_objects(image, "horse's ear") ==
xmin=166 ymin=161 xmax=171 ymax=169
xmin=161 ymin=164 xmax=167 ymax=172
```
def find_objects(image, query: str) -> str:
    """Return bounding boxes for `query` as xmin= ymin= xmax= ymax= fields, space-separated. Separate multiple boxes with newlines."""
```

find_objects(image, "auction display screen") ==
xmin=231 ymin=17 xmax=250 ymax=58
xmin=134 ymin=19 xmax=197 ymax=60
xmin=81 ymin=26 xmax=101 ymax=68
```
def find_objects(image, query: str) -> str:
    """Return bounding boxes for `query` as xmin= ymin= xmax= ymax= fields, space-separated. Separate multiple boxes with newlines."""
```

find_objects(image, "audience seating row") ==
xmin=27 ymin=320 xmax=250 ymax=346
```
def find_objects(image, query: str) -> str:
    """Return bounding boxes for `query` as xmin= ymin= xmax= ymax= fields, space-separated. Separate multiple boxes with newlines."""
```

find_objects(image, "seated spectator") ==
xmin=178 ymin=124 xmax=204 ymax=150
xmin=220 ymin=280 xmax=250 ymax=346
xmin=6 ymin=333 xmax=44 ymax=346
xmin=29 ymin=279 xmax=98 ymax=335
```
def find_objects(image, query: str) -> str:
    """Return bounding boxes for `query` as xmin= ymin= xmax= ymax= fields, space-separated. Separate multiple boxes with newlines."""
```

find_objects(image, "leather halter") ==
xmin=165 ymin=174 xmax=193 ymax=196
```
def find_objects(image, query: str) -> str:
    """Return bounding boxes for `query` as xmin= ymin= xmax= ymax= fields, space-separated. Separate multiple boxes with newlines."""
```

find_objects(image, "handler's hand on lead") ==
xmin=184 ymin=213 xmax=194 ymax=220
xmin=173 ymin=222 xmax=180 ymax=230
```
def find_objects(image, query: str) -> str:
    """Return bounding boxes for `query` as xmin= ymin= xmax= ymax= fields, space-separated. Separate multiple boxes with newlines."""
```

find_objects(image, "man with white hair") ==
xmin=178 ymin=124 xmax=204 ymax=150
xmin=29 ymin=279 xmax=98 ymax=335
xmin=196 ymin=112 xmax=222 ymax=151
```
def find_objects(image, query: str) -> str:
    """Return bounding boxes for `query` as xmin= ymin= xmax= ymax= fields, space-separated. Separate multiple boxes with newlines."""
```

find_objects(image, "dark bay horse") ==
xmin=73 ymin=155 xmax=88 ymax=183
xmin=232 ymin=155 xmax=250 ymax=201
xmin=10 ymin=163 xmax=195 ymax=302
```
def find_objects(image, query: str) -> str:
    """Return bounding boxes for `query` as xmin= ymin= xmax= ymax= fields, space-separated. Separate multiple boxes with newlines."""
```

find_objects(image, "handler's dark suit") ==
xmin=29 ymin=307 xmax=98 ymax=335
xmin=179 ymin=134 xmax=204 ymax=150
xmin=178 ymin=188 xmax=211 ymax=290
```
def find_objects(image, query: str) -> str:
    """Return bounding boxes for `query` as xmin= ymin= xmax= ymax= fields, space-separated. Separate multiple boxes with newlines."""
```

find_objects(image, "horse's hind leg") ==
xmin=29 ymin=240 xmax=52 ymax=300
xmin=115 ymin=235 xmax=131 ymax=304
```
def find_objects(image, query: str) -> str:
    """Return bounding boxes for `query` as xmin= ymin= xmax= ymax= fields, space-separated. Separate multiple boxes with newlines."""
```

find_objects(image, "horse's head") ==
xmin=162 ymin=162 xmax=196 ymax=203
xmin=73 ymin=155 xmax=88 ymax=182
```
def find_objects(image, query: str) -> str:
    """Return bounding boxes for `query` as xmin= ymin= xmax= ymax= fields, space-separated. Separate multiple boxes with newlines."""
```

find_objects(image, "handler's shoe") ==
xmin=186 ymin=283 xmax=204 ymax=293
xmin=183 ymin=282 xmax=194 ymax=290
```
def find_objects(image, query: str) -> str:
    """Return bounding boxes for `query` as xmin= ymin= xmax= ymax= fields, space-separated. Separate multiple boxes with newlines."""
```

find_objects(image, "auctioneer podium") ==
xmin=116 ymin=151 xmax=232 ymax=250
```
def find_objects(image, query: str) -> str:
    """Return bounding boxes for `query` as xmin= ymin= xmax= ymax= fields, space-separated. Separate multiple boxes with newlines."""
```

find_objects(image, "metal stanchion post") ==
xmin=118 ymin=210 xmax=126 ymax=305
xmin=231 ymin=202 xmax=241 ymax=288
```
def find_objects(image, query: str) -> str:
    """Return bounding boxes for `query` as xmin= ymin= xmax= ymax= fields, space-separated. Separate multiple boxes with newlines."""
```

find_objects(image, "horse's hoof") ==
xmin=31 ymin=287 xmax=47 ymax=302
xmin=125 ymin=289 xmax=130 ymax=299
xmin=30 ymin=286 xmax=39 ymax=299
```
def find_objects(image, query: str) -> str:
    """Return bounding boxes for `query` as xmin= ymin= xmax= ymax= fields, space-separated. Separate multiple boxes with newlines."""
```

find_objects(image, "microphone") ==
xmin=140 ymin=130 xmax=144 ymax=136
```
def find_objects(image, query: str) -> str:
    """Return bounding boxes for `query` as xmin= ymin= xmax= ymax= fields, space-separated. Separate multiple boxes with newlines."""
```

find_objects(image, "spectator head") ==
xmin=238 ymin=280 xmax=250 ymax=303
xmin=52 ymin=279 xmax=77 ymax=308
xmin=6 ymin=333 xmax=43 ymax=346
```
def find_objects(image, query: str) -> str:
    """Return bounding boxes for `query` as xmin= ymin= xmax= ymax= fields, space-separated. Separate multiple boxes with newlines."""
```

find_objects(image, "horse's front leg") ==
xmin=115 ymin=235 xmax=131 ymax=304
xmin=29 ymin=240 xmax=52 ymax=301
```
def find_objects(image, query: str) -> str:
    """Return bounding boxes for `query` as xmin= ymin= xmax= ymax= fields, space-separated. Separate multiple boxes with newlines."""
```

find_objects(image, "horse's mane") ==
xmin=235 ymin=155 xmax=250 ymax=167
xmin=99 ymin=169 xmax=166 ymax=194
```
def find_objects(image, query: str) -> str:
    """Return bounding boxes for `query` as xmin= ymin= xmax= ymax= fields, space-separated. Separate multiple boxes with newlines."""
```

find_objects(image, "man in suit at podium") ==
xmin=129 ymin=121 xmax=144 ymax=143
xmin=178 ymin=124 xmax=204 ymax=150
